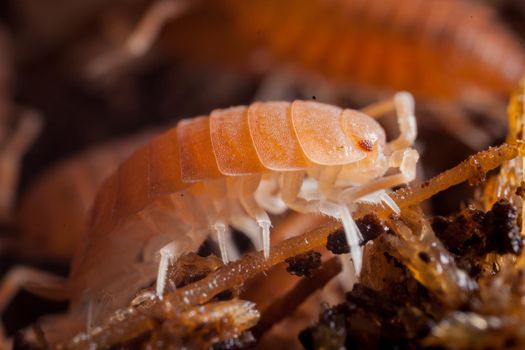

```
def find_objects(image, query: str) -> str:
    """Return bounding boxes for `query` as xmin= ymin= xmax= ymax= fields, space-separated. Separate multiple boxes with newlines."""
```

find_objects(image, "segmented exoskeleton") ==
xmin=223 ymin=0 xmax=524 ymax=103
xmin=152 ymin=0 xmax=523 ymax=108
xmin=92 ymin=0 xmax=525 ymax=106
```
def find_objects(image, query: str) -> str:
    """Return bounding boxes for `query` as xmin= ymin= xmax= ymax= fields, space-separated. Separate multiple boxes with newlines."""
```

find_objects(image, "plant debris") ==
xmin=35 ymin=140 xmax=525 ymax=349
xmin=285 ymin=251 xmax=322 ymax=277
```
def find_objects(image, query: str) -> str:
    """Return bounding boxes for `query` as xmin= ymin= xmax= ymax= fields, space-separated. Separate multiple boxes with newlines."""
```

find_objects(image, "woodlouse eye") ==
xmin=357 ymin=139 xmax=374 ymax=152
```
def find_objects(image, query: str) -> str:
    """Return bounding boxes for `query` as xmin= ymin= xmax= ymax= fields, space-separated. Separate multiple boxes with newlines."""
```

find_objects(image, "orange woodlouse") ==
xmin=36 ymin=93 xmax=418 ymax=342
xmin=92 ymin=0 xmax=525 ymax=105
xmin=223 ymin=0 xmax=525 ymax=103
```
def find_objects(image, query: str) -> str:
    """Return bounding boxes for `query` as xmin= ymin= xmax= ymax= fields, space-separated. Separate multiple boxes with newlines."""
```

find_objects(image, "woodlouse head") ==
xmin=357 ymin=139 xmax=374 ymax=152
xmin=340 ymin=109 xmax=386 ymax=158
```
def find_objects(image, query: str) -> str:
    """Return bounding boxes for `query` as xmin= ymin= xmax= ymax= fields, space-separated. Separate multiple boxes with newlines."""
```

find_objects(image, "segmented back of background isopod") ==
xmin=161 ymin=0 xmax=524 ymax=104
xmin=228 ymin=0 xmax=524 ymax=101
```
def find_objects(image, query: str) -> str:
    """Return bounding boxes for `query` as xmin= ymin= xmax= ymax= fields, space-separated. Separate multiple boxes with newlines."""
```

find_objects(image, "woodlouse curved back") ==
xmin=82 ymin=101 xmax=382 ymax=250
xmin=234 ymin=0 xmax=525 ymax=99
xmin=164 ymin=0 xmax=524 ymax=102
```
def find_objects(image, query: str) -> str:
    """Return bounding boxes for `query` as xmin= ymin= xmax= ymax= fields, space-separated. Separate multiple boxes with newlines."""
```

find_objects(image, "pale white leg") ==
xmin=224 ymin=178 xmax=268 ymax=253
xmin=156 ymin=241 xmax=178 ymax=297
xmin=280 ymin=170 xmax=365 ymax=276
xmin=281 ymin=171 xmax=319 ymax=213
xmin=338 ymin=245 xmax=359 ymax=291
xmin=338 ymin=205 xmax=364 ymax=274
xmin=339 ymin=148 xmax=419 ymax=206
xmin=359 ymin=91 xmax=417 ymax=152
xmin=331 ymin=150 xmax=418 ymax=275
xmin=211 ymin=221 xmax=235 ymax=264
xmin=317 ymin=166 xmax=343 ymax=202
xmin=238 ymin=176 xmax=272 ymax=258
xmin=0 ymin=109 xmax=42 ymax=221
xmin=254 ymin=175 xmax=288 ymax=215
xmin=229 ymin=207 xmax=264 ymax=251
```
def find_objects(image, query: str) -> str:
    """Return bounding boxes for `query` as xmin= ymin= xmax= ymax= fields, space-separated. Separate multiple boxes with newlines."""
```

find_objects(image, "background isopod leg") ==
xmin=0 ymin=266 xmax=64 ymax=342
xmin=239 ymin=176 xmax=272 ymax=258
xmin=252 ymin=68 xmax=301 ymax=102
xmin=0 ymin=108 xmax=42 ymax=222
xmin=360 ymin=91 xmax=417 ymax=152
xmin=426 ymin=104 xmax=492 ymax=150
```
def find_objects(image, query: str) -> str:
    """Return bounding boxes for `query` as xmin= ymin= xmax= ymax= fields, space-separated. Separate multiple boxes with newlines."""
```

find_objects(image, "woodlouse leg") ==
xmin=254 ymin=174 xmax=288 ymax=215
xmin=280 ymin=171 xmax=320 ymax=213
xmin=338 ymin=205 xmax=364 ymax=275
xmin=144 ymin=193 xmax=213 ymax=297
xmin=339 ymin=149 xmax=419 ymax=206
xmin=360 ymin=91 xmax=417 ymax=152
xmin=156 ymin=241 xmax=178 ymax=297
xmin=317 ymin=165 xmax=343 ymax=203
xmin=239 ymin=176 xmax=272 ymax=258
xmin=428 ymin=104 xmax=491 ymax=150
xmin=221 ymin=179 xmax=265 ymax=252
xmin=280 ymin=171 xmax=341 ymax=218
xmin=154 ymin=228 xmax=214 ymax=297
xmin=191 ymin=185 xmax=242 ymax=264
xmin=229 ymin=208 xmax=263 ymax=251
xmin=211 ymin=221 xmax=233 ymax=264
xmin=330 ymin=149 xmax=419 ymax=274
